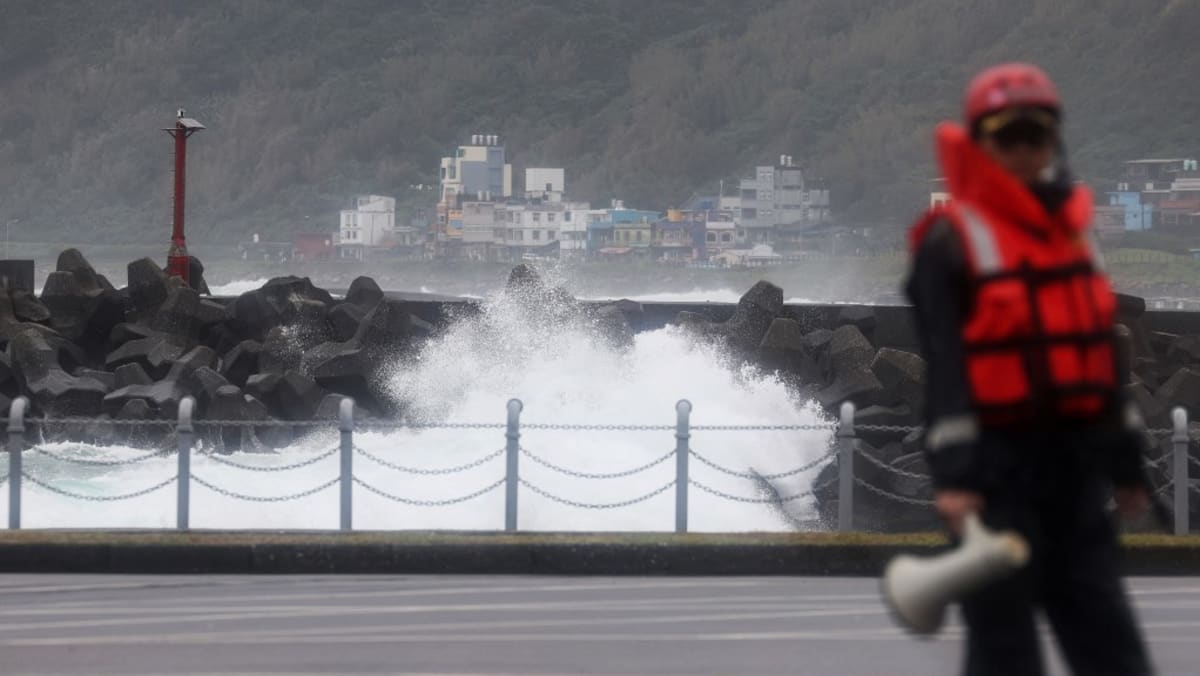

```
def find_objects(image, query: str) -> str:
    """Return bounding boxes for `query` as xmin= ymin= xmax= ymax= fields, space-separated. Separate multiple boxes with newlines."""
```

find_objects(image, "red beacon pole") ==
xmin=163 ymin=108 xmax=205 ymax=283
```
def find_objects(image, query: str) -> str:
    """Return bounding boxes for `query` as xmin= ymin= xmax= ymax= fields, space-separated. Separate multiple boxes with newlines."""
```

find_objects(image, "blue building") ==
xmin=1108 ymin=191 xmax=1154 ymax=231
xmin=608 ymin=208 xmax=662 ymax=225
xmin=586 ymin=216 xmax=614 ymax=251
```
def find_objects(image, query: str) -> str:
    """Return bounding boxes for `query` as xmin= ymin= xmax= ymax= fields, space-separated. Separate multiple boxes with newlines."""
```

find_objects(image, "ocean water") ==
xmin=0 ymin=283 xmax=836 ymax=532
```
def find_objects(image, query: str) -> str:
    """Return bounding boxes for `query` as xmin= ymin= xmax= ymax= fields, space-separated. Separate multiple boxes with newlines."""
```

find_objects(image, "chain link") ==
xmin=191 ymin=474 xmax=338 ymax=502
xmin=20 ymin=471 xmax=176 ymax=501
xmin=360 ymin=421 xmax=506 ymax=431
xmin=691 ymin=423 xmax=837 ymax=432
xmin=523 ymin=423 xmax=675 ymax=432
xmin=34 ymin=446 xmax=172 ymax=467
xmin=353 ymin=475 xmax=505 ymax=505
xmin=26 ymin=417 xmax=176 ymax=428
xmin=519 ymin=478 xmax=675 ymax=509
xmin=521 ymin=446 xmax=674 ymax=479
xmin=1144 ymin=454 xmax=1171 ymax=468
xmin=355 ymin=446 xmax=504 ymax=475
xmin=852 ymin=477 xmax=935 ymax=506
xmin=199 ymin=448 xmax=338 ymax=472
xmin=1189 ymin=454 xmax=1200 ymax=472
xmin=689 ymin=477 xmax=830 ymax=504
xmin=689 ymin=447 xmax=836 ymax=481
xmin=854 ymin=446 xmax=930 ymax=480
xmin=193 ymin=419 xmax=333 ymax=428
xmin=855 ymin=424 xmax=922 ymax=435
xmin=1146 ymin=428 xmax=1175 ymax=438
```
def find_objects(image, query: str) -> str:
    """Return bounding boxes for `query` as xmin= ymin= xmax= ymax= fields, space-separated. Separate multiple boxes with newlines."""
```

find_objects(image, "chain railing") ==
xmin=830 ymin=402 xmax=1194 ymax=534
xmin=2 ymin=396 xmax=1195 ymax=534
xmin=690 ymin=475 xmax=838 ymax=504
xmin=521 ymin=446 xmax=675 ymax=479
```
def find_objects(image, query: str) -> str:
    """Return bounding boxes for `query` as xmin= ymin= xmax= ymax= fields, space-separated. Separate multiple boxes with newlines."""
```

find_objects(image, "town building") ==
xmin=435 ymin=135 xmax=513 ymax=256
xmin=459 ymin=200 xmax=500 ymax=261
xmin=438 ymin=134 xmax=513 ymax=205
xmin=524 ymin=168 xmax=566 ymax=202
xmin=595 ymin=204 xmax=660 ymax=259
xmin=1119 ymin=159 xmax=1198 ymax=195
xmin=705 ymin=219 xmax=737 ymax=251
xmin=558 ymin=203 xmax=596 ymax=259
xmin=1108 ymin=158 xmax=1200 ymax=231
xmin=726 ymin=155 xmax=832 ymax=229
xmin=653 ymin=209 xmax=706 ymax=262
xmin=1091 ymin=205 xmax=1128 ymax=241
xmin=718 ymin=155 xmax=831 ymax=252
xmin=338 ymin=194 xmax=396 ymax=260
xmin=292 ymin=233 xmax=335 ymax=261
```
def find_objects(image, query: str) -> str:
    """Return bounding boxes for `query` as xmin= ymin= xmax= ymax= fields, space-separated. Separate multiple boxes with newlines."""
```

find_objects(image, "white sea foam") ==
xmin=207 ymin=277 xmax=271 ymax=296
xmin=0 ymin=282 xmax=835 ymax=532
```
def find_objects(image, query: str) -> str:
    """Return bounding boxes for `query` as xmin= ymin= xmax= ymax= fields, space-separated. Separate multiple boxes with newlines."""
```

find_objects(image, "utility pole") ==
xmin=163 ymin=109 xmax=205 ymax=283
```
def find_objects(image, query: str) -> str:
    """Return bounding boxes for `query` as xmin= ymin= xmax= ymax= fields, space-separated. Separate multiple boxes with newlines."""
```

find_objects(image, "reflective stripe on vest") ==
xmin=925 ymin=414 xmax=980 ymax=452
xmin=957 ymin=205 xmax=1001 ymax=274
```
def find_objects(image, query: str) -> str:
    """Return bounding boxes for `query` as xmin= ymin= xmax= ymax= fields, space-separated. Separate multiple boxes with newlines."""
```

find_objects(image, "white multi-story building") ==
xmin=504 ymin=202 xmax=564 ymax=248
xmin=338 ymin=195 xmax=396 ymax=259
xmin=559 ymin=202 xmax=596 ymax=258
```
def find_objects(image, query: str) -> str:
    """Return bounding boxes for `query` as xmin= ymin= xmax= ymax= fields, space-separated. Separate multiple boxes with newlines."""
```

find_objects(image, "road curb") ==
xmin=2 ymin=532 xmax=1199 ymax=575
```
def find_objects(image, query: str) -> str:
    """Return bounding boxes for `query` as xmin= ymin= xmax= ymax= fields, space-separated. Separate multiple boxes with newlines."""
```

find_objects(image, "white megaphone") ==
xmin=882 ymin=512 xmax=1030 ymax=635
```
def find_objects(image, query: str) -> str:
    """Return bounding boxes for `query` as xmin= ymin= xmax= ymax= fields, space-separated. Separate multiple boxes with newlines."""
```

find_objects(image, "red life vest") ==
xmin=910 ymin=123 xmax=1118 ymax=425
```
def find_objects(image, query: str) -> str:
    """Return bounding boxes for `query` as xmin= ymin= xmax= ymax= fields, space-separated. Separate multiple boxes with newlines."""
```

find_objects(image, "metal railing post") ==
xmin=339 ymin=397 xmax=355 ymax=531
xmin=1172 ymin=407 xmax=1190 ymax=535
xmin=505 ymin=399 xmax=523 ymax=532
xmin=176 ymin=396 xmax=195 ymax=530
xmin=837 ymin=401 xmax=856 ymax=532
xmin=7 ymin=397 xmax=27 ymax=530
xmin=675 ymin=399 xmax=692 ymax=533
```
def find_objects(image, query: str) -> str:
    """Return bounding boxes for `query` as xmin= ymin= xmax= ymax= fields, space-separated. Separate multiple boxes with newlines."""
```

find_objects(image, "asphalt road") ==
xmin=0 ymin=575 xmax=1196 ymax=675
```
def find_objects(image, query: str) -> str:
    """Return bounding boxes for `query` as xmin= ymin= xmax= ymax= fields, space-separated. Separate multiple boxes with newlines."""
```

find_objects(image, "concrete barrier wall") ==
xmin=374 ymin=293 xmax=1199 ymax=354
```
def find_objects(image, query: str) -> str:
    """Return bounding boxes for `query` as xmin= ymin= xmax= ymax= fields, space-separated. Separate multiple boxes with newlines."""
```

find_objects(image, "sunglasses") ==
xmin=987 ymin=119 xmax=1058 ymax=150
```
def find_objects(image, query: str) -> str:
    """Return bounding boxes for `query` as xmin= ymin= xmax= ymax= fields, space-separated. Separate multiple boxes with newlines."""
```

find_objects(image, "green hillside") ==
xmin=0 ymin=0 xmax=1196 ymax=242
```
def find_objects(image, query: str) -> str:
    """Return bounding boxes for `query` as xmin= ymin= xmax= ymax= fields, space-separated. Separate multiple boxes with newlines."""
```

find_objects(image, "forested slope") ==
xmin=0 ymin=0 xmax=1196 ymax=241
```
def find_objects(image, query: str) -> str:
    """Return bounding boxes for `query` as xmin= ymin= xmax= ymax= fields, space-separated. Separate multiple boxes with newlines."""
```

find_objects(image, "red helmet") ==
xmin=964 ymin=63 xmax=1061 ymax=127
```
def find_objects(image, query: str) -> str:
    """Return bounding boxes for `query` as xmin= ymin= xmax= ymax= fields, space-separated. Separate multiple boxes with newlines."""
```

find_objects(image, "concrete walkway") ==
xmin=0 ymin=575 xmax=1196 ymax=675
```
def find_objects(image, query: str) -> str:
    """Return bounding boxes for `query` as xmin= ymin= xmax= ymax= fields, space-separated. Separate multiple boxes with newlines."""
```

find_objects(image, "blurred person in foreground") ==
xmin=905 ymin=62 xmax=1153 ymax=675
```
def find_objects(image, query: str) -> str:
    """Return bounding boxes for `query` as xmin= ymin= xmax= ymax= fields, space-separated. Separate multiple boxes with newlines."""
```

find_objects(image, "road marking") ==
xmin=0 ymin=602 xmax=884 ymax=634
xmin=2 ymin=578 xmax=772 ymax=609
xmin=0 ymin=590 xmax=879 ymax=616
xmin=0 ymin=606 xmax=889 ymax=645
xmin=0 ymin=628 xmax=928 ymax=647
xmin=1128 ymin=586 xmax=1200 ymax=596
xmin=0 ymin=600 xmax=870 ymax=618
xmin=8 ymin=626 xmax=1198 ymax=649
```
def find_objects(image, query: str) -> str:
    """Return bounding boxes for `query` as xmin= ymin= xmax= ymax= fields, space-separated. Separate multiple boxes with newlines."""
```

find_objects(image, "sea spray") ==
xmin=1 ymin=283 xmax=836 ymax=531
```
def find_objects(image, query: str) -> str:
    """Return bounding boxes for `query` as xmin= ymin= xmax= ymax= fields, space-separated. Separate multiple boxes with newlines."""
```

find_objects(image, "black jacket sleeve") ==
xmin=904 ymin=219 xmax=987 ymax=491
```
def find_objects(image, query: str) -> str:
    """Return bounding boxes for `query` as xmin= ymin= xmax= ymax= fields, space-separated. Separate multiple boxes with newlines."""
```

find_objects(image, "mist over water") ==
xmin=1 ymin=281 xmax=836 ymax=531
